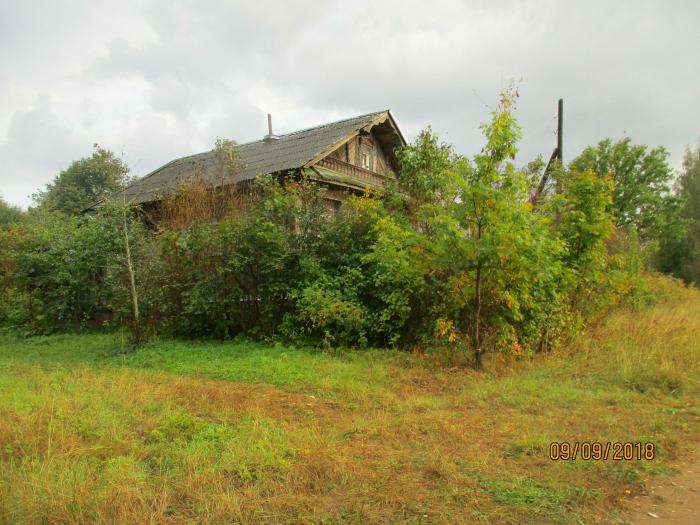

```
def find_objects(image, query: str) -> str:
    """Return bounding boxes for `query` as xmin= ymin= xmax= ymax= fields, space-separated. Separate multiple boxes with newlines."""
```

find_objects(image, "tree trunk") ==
xmin=122 ymin=205 xmax=140 ymax=343
xmin=472 ymin=219 xmax=484 ymax=370
xmin=472 ymin=258 xmax=483 ymax=370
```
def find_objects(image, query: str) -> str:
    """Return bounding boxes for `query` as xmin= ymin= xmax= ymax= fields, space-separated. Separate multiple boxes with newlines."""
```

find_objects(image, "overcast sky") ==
xmin=1 ymin=0 xmax=698 ymax=208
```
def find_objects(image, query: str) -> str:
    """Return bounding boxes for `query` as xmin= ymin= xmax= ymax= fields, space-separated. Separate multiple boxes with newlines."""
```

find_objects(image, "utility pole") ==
xmin=557 ymin=98 xmax=563 ymax=164
xmin=530 ymin=98 xmax=564 ymax=205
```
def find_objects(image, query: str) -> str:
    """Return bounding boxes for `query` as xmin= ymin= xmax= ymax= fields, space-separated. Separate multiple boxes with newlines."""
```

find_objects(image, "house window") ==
xmin=361 ymin=153 xmax=370 ymax=169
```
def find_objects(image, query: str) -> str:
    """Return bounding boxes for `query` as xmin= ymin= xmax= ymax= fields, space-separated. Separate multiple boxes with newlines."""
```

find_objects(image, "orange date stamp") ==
xmin=549 ymin=441 xmax=655 ymax=461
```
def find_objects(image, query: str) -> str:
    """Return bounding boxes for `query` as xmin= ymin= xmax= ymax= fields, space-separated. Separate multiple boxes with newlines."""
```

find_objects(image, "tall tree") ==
xmin=657 ymin=141 xmax=700 ymax=285
xmin=570 ymin=138 xmax=677 ymax=242
xmin=423 ymin=88 xmax=567 ymax=368
xmin=0 ymin=196 xmax=25 ymax=227
xmin=33 ymin=145 xmax=130 ymax=215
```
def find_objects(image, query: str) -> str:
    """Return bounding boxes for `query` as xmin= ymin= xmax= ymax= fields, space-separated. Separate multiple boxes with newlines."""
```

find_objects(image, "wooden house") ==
xmin=90 ymin=110 xmax=406 ymax=213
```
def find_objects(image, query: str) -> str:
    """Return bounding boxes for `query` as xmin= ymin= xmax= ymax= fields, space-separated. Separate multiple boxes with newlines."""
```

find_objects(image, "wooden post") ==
xmin=529 ymin=98 xmax=564 ymax=205
xmin=557 ymin=98 xmax=563 ymax=164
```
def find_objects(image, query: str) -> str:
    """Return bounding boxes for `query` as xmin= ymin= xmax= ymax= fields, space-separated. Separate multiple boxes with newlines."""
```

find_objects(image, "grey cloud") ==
xmin=1 ymin=0 xmax=698 ymax=207
xmin=0 ymin=96 xmax=87 ymax=205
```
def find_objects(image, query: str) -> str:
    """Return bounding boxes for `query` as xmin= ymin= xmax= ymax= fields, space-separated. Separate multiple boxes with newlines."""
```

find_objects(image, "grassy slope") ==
xmin=0 ymin=288 xmax=698 ymax=524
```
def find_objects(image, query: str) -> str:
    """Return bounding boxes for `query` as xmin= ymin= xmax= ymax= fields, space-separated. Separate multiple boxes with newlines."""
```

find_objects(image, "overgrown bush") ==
xmin=0 ymin=89 xmax=658 ymax=367
xmin=0 ymin=205 xmax=153 ymax=337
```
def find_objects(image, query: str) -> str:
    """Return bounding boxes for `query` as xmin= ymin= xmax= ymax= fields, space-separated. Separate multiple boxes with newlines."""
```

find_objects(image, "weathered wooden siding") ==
xmin=328 ymin=131 xmax=391 ymax=176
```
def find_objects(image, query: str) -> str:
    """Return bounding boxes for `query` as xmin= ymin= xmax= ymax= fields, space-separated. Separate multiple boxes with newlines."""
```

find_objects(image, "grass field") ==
xmin=1 ymin=284 xmax=698 ymax=524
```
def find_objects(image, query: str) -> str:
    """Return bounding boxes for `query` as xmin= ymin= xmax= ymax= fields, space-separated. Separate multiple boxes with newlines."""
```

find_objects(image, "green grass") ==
xmin=0 ymin=334 xmax=394 ymax=402
xmin=0 ymin=288 xmax=698 ymax=524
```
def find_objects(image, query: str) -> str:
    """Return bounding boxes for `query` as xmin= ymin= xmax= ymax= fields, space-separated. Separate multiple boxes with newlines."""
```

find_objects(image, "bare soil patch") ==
xmin=622 ymin=444 xmax=700 ymax=524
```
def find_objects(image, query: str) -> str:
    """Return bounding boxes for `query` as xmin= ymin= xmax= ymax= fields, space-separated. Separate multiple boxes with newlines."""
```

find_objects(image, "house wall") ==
xmin=328 ymin=132 xmax=391 ymax=175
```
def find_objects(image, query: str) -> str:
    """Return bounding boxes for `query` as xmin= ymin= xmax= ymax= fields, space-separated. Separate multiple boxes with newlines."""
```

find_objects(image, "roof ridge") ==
xmin=276 ymin=109 xmax=387 ymax=138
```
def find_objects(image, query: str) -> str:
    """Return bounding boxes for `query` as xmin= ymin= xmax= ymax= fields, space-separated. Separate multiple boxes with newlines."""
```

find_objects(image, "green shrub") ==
xmin=0 ymin=89 xmax=655 ymax=365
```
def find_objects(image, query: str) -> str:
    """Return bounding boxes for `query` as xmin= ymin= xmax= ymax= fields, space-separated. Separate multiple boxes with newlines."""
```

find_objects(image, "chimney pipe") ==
xmin=264 ymin=113 xmax=278 ymax=141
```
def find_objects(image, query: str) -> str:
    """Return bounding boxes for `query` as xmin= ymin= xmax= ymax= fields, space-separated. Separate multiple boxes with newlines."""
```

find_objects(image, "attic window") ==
xmin=361 ymin=153 xmax=370 ymax=169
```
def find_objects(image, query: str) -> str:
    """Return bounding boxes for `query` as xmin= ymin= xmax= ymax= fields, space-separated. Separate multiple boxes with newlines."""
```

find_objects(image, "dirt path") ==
xmin=621 ymin=447 xmax=700 ymax=524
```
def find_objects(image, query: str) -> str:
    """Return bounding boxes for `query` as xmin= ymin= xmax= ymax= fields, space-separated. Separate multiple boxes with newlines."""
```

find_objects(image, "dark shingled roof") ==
xmin=105 ymin=110 xmax=394 ymax=206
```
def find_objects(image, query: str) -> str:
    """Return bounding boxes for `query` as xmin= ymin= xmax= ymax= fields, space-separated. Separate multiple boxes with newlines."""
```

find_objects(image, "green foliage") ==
xmin=0 ymin=214 xmax=115 ymax=333
xmin=32 ymin=145 xmax=131 ymax=215
xmin=0 ymin=224 xmax=32 ymax=329
xmin=1 ymin=89 xmax=659 ymax=368
xmin=0 ymin=197 xmax=25 ymax=227
xmin=149 ymin=176 xmax=331 ymax=339
xmin=214 ymin=137 xmax=240 ymax=177
xmin=394 ymin=127 xmax=456 ymax=205
xmin=425 ymin=91 xmax=569 ymax=363
xmin=551 ymin=169 xmax=614 ymax=269
xmin=656 ymin=140 xmax=700 ymax=285
xmin=545 ymin=168 xmax=616 ymax=315
xmin=361 ymin=210 xmax=426 ymax=345
xmin=293 ymin=284 xmax=366 ymax=348
xmin=0 ymin=204 xmax=149 ymax=335
xmin=570 ymin=137 xmax=677 ymax=242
